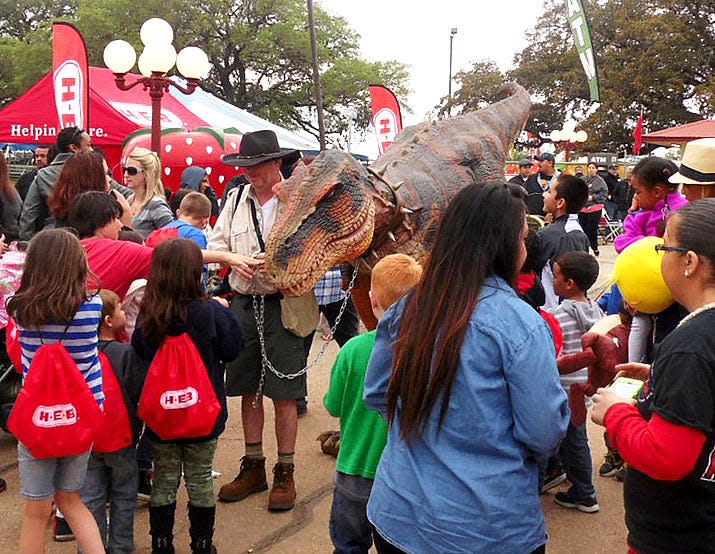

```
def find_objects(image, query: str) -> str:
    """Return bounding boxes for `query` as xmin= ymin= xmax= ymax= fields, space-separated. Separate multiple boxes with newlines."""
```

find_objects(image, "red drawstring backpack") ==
xmin=8 ymin=336 xmax=104 ymax=459
xmin=5 ymin=317 xmax=23 ymax=374
xmin=93 ymin=351 xmax=133 ymax=453
xmin=539 ymin=309 xmax=564 ymax=357
xmin=146 ymin=227 xmax=180 ymax=249
xmin=138 ymin=333 xmax=221 ymax=441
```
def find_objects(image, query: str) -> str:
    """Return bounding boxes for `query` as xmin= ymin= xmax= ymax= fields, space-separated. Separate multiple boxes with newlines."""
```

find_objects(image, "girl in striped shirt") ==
xmin=8 ymin=228 xmax=105 ymax=554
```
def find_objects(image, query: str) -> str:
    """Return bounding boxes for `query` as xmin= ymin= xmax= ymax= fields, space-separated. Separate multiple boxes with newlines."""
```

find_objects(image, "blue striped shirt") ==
xmin=18 ymin=295 xmax=104 ymax=406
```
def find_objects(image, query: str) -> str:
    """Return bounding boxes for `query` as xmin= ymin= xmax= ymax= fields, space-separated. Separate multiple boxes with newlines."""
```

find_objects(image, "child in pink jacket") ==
xmin=613 ymin=157 xmax=687 ymax=365
xmin=614 ymin=158 xmax=687 ymax=253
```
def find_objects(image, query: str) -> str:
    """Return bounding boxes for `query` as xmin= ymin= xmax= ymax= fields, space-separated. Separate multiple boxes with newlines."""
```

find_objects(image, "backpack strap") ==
xmin=37 ymin=323 xmax=72 ymax=346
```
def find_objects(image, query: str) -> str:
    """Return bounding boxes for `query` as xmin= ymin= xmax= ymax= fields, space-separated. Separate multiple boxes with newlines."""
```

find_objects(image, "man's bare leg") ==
xmin=242 ymin=395 xmax=265 ymax=444
xmin=273 ymin=399 xmax=298 ymax=454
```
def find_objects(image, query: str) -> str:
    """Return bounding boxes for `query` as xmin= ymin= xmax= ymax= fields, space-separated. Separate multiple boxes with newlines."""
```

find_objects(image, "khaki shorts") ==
xmin=226 ymin=294 xmax=307 ymax=400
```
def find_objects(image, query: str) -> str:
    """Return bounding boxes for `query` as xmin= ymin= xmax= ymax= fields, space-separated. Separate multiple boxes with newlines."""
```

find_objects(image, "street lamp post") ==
xmin=103 ymin=18 xmax=210 ymax=158
xmin=448 ymin=27 xmax=457 ymax=115
xmin=549 ymin=121 xmax=588 ymax=162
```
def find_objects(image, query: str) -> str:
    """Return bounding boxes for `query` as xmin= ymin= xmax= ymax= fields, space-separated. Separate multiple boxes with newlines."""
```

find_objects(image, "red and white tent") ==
xmin=0 ymin=66 xmax=318 ymax=187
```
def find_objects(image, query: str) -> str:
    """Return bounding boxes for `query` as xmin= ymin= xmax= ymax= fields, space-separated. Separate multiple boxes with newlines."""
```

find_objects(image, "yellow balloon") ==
xmin=614 ymin=236 xmax=675 ymax=314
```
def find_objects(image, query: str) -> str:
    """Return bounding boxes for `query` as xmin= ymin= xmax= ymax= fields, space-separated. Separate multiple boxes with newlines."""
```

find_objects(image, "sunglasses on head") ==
xmin=122 ymin=166 xmax=143 ymax=176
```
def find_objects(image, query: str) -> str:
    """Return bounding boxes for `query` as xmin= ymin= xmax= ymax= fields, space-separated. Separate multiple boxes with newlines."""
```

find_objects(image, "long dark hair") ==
xmin=139 ymin=239 xmax=206 ymax=343
xmin=8 ymin=228 xmax=93 ymax=327
xmin=387 ymin=183 xmax=526 ymax=440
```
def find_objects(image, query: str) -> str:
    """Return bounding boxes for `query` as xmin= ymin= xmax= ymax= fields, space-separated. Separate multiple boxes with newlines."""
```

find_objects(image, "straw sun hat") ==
xmin=669 ymin=137 xmax=715 ymax=186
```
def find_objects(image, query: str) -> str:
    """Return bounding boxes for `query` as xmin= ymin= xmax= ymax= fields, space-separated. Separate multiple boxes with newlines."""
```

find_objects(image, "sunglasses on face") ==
xmin=122 ymin=166 xmax=143 ymax=176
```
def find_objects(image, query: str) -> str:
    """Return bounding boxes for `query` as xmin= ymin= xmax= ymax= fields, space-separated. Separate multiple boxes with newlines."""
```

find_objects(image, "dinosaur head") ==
xmin=265 ymin=150 xmax=375 ymax=296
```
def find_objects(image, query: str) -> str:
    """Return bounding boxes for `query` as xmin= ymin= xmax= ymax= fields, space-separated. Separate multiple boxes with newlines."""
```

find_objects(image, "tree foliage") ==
xmin=440 ymin=0 xmax=715 ymax=152
xmin=0 ymin=0 xmax=410 ymax=145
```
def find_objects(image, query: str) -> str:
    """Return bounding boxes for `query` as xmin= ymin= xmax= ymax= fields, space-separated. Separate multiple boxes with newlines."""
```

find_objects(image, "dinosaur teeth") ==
xmin=400 ymin=207 xmax=413 ymax=214
xmin=387 ymin=231 xmax=396 ymax=242
xmin=393 ymin=181 xmax=404 ymax=190
xmin=371 ymin=250 xmax=379 ymax=259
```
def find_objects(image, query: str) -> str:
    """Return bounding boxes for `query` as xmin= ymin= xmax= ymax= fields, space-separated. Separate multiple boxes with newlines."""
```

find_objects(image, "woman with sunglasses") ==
xmin=123 ymin=148 xmax=173 ymax=239
xmin=592 ymin=199 xmax=715 ymax=554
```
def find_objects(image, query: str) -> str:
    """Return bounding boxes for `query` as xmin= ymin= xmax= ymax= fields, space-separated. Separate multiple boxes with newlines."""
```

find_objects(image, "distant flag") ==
xmin=633 ymin=110 xmax=644 ymax=155
xmin=52 ymin=23 xmax=90 ymax=131
xmin=369 ymin=85 xmax=403 ymax=155
xmin=565 ymin=0 xmax=600 ymax=102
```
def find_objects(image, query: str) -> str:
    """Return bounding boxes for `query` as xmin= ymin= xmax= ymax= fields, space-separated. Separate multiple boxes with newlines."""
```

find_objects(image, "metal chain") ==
xmin=251 ymin=264 xmax=360 ymax=406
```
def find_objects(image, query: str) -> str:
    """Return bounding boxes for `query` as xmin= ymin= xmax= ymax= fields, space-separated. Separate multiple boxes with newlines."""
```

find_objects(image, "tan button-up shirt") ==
xmin=208 ymin=185 xmax=278 ymax=295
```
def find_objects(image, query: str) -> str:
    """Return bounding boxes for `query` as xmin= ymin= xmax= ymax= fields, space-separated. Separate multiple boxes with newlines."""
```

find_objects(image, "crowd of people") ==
xmin=0 ymin=126 xmax=714 ymax=554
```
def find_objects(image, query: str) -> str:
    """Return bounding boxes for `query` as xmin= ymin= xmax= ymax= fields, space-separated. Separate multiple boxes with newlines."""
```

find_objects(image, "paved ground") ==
xmin=0 ymin=245 xmax=627 ymax=553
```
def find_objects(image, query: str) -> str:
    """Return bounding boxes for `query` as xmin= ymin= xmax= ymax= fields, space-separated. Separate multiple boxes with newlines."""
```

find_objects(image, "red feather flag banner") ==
xmin=52 ymin=23 xmax=90 ymax=131
xmin=369 ymin=85 xmax=403 ymax=155
xmin=633 ymin=111 xmax=644 ymax=155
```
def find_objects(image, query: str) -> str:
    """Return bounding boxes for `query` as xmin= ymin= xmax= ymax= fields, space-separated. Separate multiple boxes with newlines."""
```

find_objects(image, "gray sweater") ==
xmin=131 ymin=195 xmax=174 ymax=239
xmin=18 ymin=152 xmax=72 ymax=240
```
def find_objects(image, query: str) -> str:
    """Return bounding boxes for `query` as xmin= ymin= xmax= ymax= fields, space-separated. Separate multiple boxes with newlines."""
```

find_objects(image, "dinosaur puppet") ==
xmin=265 ymin=84 xmax=531 ymax=327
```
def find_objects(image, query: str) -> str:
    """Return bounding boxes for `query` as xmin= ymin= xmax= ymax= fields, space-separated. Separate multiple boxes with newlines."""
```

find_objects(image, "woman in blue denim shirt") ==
xmin=364 ymin=183 xmax=569 ymax=554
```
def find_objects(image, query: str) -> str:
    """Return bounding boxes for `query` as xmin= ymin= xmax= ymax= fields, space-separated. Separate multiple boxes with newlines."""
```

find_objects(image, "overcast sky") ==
xmin=318 ymin=0 xmax=546 ymax=156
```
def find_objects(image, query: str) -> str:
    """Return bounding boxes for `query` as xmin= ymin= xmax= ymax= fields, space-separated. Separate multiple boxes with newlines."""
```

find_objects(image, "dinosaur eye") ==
xmin=317 ymin=187 xmax=337 ymax=204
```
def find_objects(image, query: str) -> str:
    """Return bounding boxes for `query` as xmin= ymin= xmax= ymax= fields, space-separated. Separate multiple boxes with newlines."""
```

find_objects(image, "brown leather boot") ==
xmin=218 ymin=456 xmax=268 ymax=503
xmin=268 ymin=462 xmax=296 ymax=512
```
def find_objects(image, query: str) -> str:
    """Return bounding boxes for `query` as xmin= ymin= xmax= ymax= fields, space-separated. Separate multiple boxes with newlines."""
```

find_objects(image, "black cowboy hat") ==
xmin=220 ymin=130 xmax=300 ymax=168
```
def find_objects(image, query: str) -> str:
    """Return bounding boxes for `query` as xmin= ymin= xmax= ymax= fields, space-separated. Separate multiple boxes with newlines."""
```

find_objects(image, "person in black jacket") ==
xmin=538 ymin=174 xmax=590 ymax=309
xmin=509 ymin=158 xmax=533 ymax=189
xmin=524 ymin=152 xmax=560 ymax=216
xmin=80 ymin=289 xmax=145 ymax=554
xmin=613 ymin=168 xmax=634 ymax=221
xmin=14 ymin=145 xmax=49 ymax=201
xmin=132 ymin=239 xmax=243 ymax=554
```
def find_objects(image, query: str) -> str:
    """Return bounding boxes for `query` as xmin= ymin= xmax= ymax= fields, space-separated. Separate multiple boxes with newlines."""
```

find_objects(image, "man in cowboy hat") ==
xmin=669 ymin=137 xmax=715 ymax=202
xmin=209 ymin=130 xmax=304 ymax=511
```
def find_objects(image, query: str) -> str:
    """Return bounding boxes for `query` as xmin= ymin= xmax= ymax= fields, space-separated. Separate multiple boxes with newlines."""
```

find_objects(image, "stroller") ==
xmin=0 ymin=246 xmax=25 ymax=432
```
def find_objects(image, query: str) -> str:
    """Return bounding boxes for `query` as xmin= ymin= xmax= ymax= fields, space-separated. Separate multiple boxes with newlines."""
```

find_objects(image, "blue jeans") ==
xmin=559 ymin=421 xmax=595 ymax=500
xmin=79 ymin=446 xmax=137 ymax=554
xmin=17 ymin=442 xmax=91 ymax=501
xmin=329 ymin=472 xmax=374 ymax=554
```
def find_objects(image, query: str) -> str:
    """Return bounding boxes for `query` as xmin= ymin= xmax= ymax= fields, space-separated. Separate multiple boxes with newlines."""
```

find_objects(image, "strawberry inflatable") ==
xmin=120 ymin=127 xmax=244 ymax=198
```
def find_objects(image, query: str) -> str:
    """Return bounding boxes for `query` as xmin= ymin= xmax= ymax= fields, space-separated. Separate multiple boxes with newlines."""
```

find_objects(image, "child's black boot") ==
xmin=149 ymin=502 xmax=176 ymax=553
xmin=188 ymin=503 xmax=217 ymax=553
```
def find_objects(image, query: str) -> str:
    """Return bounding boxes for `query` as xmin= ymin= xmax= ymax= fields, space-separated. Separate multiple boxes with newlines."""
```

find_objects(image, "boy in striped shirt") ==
xmin=548 ymin=251 xmax=604 ymax=513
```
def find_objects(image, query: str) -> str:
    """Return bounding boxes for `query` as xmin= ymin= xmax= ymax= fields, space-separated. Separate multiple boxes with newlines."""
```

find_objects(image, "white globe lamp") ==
xmin=140 ymin=42 xmax=177 ymax=75
xmin=140 ymin=18 xmax=174 ymax=47
xmin=176 ymin=47 xmax=210 ymax=79
xmin=103 ymin=40 xmax=137 ymax=74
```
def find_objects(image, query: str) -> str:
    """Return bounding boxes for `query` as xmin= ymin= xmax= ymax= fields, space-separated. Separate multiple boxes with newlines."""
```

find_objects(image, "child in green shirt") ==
xmin=323 ymin=254 xmax=422 ymax=554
